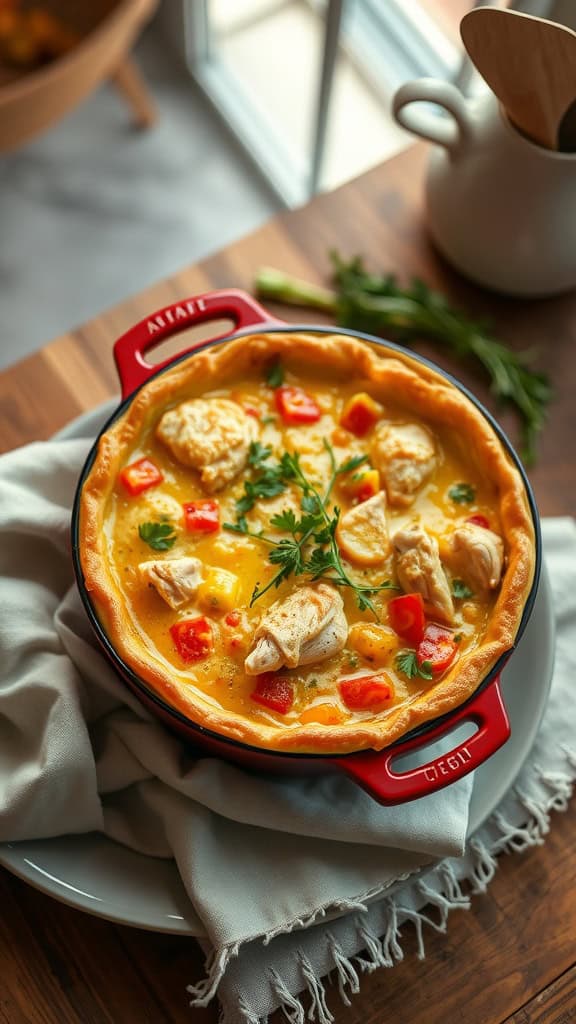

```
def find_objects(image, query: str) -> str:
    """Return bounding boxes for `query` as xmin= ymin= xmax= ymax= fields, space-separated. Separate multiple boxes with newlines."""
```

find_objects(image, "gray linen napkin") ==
xmin=215 ymin=516 xmax=576 ymax=1023
xmin=0 ymin=439 xmax=574 ymax=1023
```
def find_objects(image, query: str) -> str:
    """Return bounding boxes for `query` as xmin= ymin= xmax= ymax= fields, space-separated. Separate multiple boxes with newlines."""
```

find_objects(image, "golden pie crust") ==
xmin=79 ymin=331 xmax=537 ymax=754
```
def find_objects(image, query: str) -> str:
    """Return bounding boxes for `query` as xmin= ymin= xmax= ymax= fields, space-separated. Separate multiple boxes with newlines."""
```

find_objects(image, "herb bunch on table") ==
xmin=254 ymin=253 xmax=552 ymax=466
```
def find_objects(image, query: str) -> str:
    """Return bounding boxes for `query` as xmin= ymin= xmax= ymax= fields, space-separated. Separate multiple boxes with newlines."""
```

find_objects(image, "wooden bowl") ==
xmin=0 ymin=0 xmax=157 ymax=153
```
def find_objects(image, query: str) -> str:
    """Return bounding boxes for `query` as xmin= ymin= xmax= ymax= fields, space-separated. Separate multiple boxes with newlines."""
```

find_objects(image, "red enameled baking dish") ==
xmin=71 ymin=289 xmax=541 ymax=805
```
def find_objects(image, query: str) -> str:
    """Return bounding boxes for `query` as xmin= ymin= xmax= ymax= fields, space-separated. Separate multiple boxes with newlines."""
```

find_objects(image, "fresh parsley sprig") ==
xmin=395 ymin=649 xmax=433 ymax=681
xmin=235 ymin=441 xmax=290 ymax=515
xmin=138 ymin=521 xmax=177 ymax=551
xmin=448 ymin=482 xmax=475 ymax=504
xmin=248 ymin=441 xmax=273 ymax=467
xmin=266 ymin=360 xmax=284 ymax=388
xmin=224 ymin=442 xmax=395 ymax=617
xmin=452 ymin=578 xmax=474 ymax=599
xmin=254 ymin=255 xmax=552 ymax=465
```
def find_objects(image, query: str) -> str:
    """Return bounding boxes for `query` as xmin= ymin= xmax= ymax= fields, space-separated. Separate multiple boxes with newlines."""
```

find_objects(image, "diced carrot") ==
xmin=300 ymin=703 xmax=345 ymax=725
xmin=331 ymin=428 xmax=351 ymax=447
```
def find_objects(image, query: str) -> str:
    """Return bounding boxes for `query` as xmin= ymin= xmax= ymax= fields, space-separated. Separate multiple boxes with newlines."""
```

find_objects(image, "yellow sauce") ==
xmin=105 ymin=370 xmax=500 ymax=730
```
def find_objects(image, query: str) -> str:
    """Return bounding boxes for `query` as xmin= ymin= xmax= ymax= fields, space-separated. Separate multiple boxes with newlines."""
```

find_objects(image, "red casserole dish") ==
xmin=71 ymin=288 xmax=541 ymax=805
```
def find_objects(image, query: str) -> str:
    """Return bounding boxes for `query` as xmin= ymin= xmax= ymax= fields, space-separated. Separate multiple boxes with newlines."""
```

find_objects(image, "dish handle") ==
xmin=113 ymin=288 xmax=283 ymax=398
xmin=333 ymin=676 xmax=510 ymax=805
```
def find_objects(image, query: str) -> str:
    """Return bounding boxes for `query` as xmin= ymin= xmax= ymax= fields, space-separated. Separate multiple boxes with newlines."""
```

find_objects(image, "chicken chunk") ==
xmin=244 ymin=583 xmax=348 ymax=676
xmin=393 ymin=523 xmax=454 ymax=622
xmin=372 ymin=423 xmax=436 ymax=507
xmin=449 ymin=524 xmax=504 ymax=592
xmin=336 ymin=491 xmax=388 ymax=567
xmin=156 ymin=398 xmax=258 ymax=492
xmin=139 ymin=556 xmax=203 ymax=609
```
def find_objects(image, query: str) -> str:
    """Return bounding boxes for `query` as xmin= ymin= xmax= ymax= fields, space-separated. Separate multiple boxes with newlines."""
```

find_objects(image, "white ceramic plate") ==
xmin=0 ymin=402 xmax=555 ymax=936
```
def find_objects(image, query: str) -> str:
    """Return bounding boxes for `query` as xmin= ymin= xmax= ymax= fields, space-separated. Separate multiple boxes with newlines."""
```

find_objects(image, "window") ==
xmin=184 ymin=0 xmax=556 ymax=204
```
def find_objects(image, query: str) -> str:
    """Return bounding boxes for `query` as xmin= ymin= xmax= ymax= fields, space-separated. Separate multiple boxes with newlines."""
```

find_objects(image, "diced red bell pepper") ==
xmin=183 ymin=499 xmax=220 ymax=534
xmin=274 ymin=386 xmax=321 ymax=425
xmin=251 ymin=673 xmax=294 ymax=715
xmin=417 ymin=623 xmax=458 ymax=676
xmin=466 ymin=514 xmax=490 ymax=529
xmin=339 ymin=392 xmax=381 ymax=437
xmin=170 ymin=617 xmax=213 ymax=663
xmin=119 ymin=457 xmax=163 ymax=496
xmin=244 ymin=405 xmax=261 ymax=419
xmin=388 ymin=593 xmax=425 ymax=646
xmin=339 ymin=674 xmax=395 ymax=711
xmin=225 ymin=610 xmax=241 ymax=628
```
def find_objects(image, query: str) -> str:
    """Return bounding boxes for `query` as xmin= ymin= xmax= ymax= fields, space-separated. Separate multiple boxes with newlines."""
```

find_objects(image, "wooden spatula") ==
xmin=460 ymin=6 xmax=576 ymax=150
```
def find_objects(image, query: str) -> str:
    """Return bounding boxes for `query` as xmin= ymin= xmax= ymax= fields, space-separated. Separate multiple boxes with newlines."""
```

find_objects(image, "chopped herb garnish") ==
xmin=305 ymin=545 xmax=338 ymax=577
xmin=224 ymin=441 xmax=396 ymax=617
xmin=248 ymin=440 xmax=273 ymax=468
xmin=138 ymin=521 xmax=177 ymax=551
xmin=395 ymin=650 xmax=418 ymax=678
xmin=454 ymin=633 xmax=462 ymax=643
xmin=395 ymin=649 xmax=433 ymax=681
xmin=235 ymin=444 xmax=290 ymax=514
xmin=266 ymin=360 xmax=284 ymax=388
xmin=346 ymin=650 xmax=360 ymax=668
xmin=254 ymin=256 xmax=552 ymax=465
xmin=269 ymin=509 xmax=299 ymax=534
xmin=301 ymin=493 xmax=321 ymax=514
xmin=236 ymin=475 xmax=286 ymax=515
xmin=452 ymin=579 xmax=474 ymax=599
xmin=223 ymin=515 xmax=249 ymax=535
xmin=337 ymin=453 xmax=370 ymax=475
xmin=261 ymin=415 xmax=277 ymax=425
xmin=222 ymin=518 xmax=274 ymax=544
xmin=448 ymin=482 xmax=476 ymax=504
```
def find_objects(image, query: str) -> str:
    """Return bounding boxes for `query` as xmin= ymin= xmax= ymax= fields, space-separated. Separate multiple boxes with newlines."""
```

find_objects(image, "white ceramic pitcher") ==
xmin=392 ymin=78 xmax=576 ymax=297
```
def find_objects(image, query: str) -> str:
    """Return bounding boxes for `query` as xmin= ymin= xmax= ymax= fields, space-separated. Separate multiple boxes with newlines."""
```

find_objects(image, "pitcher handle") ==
xmin=392 ymin=78 xmax=472 ymax=156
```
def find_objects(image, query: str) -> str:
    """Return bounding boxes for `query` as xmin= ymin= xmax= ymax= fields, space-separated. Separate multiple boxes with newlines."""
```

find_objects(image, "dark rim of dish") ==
xmin=70 ymin=325 xmax=542 ymax=760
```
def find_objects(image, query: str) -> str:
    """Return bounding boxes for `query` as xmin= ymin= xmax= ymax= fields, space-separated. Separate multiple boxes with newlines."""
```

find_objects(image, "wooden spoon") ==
xmin=460 ymin=6 xmax=576 ymax=151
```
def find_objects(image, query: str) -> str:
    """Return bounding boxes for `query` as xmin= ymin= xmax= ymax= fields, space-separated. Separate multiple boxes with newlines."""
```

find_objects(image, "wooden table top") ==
xmin=0 ymin=143 xmax=574 ymax=1024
